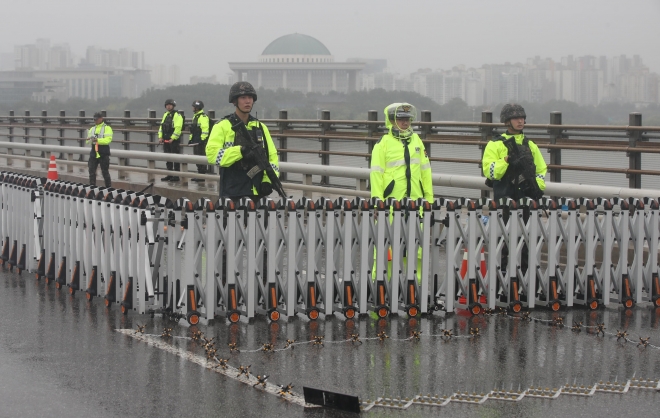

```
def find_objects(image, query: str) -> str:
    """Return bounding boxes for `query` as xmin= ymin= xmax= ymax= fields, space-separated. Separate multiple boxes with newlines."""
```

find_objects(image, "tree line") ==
xmin=2 ymin=84 xmax=660 ymax=126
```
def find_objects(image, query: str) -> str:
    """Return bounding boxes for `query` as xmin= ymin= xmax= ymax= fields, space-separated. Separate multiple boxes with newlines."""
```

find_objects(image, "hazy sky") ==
xmin=3 ymin=0 xmax=660 ymax=82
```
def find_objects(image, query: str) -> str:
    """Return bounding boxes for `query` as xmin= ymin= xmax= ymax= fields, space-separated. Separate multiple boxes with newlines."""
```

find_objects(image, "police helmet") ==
xmin=229 ymin=82 xmax=257 ymax=104
xmin=384 ymin=103 xmax=417 ymax=139
xmin=500 ymin=103 xmax=526 ymax=123
xmin=192 ymin=100 xmax=204 ymax=110
xmin=93 ymin=112 xmax=103 ymax=119
xmin=386 ymin=102 xmax=417 ymax=122
xmin=164 ymin=99 xmax=176 ymax=108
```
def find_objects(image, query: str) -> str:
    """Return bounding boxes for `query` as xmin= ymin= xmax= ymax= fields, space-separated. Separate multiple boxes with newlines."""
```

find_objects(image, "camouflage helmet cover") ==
xmin=229 ymin=82 xmax=258 ymax=103
xmin=500 ymin=103 xmax=526 ymax=123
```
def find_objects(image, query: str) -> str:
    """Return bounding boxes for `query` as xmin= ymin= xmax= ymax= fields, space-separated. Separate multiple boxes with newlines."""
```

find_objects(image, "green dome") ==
xmin=262 ymin=34 xmax=331 ymax=56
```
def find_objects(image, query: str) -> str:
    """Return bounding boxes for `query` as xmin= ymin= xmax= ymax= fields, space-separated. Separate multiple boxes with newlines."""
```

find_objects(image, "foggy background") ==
xmin=2 ymin=0 xmax=659 ymax=81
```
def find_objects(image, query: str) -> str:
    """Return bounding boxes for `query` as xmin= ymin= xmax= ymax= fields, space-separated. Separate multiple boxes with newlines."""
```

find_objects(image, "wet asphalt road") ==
xmin=1 ymin=266 xmax=659 ymax=418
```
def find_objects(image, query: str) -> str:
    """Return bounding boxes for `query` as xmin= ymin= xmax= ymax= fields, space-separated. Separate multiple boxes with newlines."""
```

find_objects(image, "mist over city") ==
xmin=1 ymin=0 xmax=660 ymax=122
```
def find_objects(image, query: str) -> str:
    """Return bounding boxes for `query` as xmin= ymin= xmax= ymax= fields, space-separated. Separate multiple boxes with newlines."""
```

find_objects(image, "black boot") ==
xmin=161 ymin=175 xmax=172 ymax=181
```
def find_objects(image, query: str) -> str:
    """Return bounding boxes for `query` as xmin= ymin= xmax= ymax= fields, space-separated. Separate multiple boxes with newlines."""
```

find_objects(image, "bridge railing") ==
xmin=0 ymin=142 xmax=658 ymax=201
xmin=1 ymin=110 xmax=660 ymax=196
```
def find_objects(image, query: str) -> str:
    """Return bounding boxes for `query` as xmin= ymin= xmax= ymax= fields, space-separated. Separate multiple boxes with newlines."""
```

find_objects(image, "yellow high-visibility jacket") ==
xmin=158 ymin=111 xmax=183 ymax=140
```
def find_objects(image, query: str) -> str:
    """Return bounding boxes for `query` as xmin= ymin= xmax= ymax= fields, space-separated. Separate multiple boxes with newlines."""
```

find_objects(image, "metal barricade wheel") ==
xmin=343 ymin=307 xmax=356 ymax=320
xmin=307 ymin=308 xmax=320 ymax=320
xmin=228 ymin=311 xmax=241 ymax=323
xmin=186 ymin=312 xmax=200 ymax=325
xmin=550 ymin=301 xmax=561 ymax=312
xmin=468 ymin=303 xmax=482 ymax=316
xmin=510 ymin=302 xmax=522 ymax=313
xmin=377 ymin=307 xmax=389 ymax=318
xmin=268 ymin=310 xmax=281 ymax=322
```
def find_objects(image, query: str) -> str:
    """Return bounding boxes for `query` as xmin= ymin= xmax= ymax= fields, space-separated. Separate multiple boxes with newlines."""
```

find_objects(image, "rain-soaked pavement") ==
xmin=1 ymin=266 xmax=659 ymax=418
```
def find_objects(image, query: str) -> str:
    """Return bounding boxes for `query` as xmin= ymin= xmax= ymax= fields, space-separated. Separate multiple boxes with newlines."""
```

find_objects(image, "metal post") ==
xmin=58 ymin=110 xmax=65 ymax=160
xmin=178 ymin=110 xmax=186 ymax=186
xmin=76 ymin=110 xmax=85 ymax=172
xmin=549 ymin=112 xmax=563 ymax=184
xmin=123 ymin=110 xmax=131 ymax=172
xmin=278 ymin=110 xmax=288 ymax=182
xmin=479 ymin=111 xmax=493 ymax=199
xmin=40 ymin=110 xmax=48 ymax=164
xmin=147 ymin=109 xmax=157 ymax=182
xmin=207 ymin=110 xmax=216 ymax=174
xmin=6 ymin=111 xmax=13 ymax=166
xmin=420 ymin=110 xmax=432 ymax=157
xmin=24 ymin=111 xmax=31 ymax=168
xmin=627 ymin=113 xmax=643 ymax=189
xmin=320 ymin=110 xmax=330 ymax=185
xmin=366 ymin=110 xmax=378 ymax=167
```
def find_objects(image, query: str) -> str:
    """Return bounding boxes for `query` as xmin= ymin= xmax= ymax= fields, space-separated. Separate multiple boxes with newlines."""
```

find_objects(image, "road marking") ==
xmin=116 ymin=329 xmax=316 ymax=408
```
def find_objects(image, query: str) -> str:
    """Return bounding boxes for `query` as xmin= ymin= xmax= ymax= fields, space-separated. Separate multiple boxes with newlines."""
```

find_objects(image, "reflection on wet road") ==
xmin=1 ymin=268 xmax=659 ymax=418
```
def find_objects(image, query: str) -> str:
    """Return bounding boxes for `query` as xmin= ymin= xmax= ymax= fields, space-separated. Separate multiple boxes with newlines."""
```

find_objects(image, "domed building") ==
xmin=229 ymin=33 xmax=365 ymax=94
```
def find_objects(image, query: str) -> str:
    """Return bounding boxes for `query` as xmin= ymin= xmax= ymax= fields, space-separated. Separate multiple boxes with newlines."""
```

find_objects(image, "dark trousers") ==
xmin=88 ymin=154 xmax=111 ymax=187
xmin=163 ymin=140 xmax=180 ymax=172
xmin=194 ymin=141 xmax=208 ymax=174
xmin=501 ymin=205 xmax=530 ymax=276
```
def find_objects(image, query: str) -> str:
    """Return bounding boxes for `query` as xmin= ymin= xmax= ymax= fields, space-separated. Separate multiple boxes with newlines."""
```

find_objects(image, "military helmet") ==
xmin=500 ymin=103 xmax=526 ymax=123
xmin=93 ymin=112 xmax=103 ymax=119
xmin=229 ymin=81 xmax=257 ymax=103
xmin=164 ymin=99 xmax=176 ymax=108
xmin=192 ymin=100 xmax=204 ymax=110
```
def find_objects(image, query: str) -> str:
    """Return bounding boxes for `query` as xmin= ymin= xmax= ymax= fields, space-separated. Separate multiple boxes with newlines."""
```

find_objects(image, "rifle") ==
xmin=506 ymin=137 xmax=544 ymax=201
xmin=229 ymin=117 xmax=287 ymax=200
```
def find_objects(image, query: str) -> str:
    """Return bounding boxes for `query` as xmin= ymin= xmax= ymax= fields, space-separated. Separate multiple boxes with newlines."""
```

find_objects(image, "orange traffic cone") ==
xmin=459 ymin=249 xmax=468 ymax=279
xmin=47 ymin=155 xmax=58 ymax=181
xmin=458 ymin=250 xmax=468 ymax=304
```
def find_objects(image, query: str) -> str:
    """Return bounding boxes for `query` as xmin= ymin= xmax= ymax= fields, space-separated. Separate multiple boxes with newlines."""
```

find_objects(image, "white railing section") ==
xmin=2 ymin=172 xmax=659 ymax=326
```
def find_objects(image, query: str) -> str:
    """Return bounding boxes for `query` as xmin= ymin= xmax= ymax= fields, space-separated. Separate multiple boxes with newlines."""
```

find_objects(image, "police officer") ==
xmin=87 ymin=112 xmax=112 ymax=187
xmin=189 ymin=100 xmax=210 ymax=182
xmin=370 ymin=102 xmax=433 ymax=202
xmin=482 ymin=103 xmax=547 ymax=200
xmin=370 ymin=103 xmax=433 ymax=285
xmin=205 ymin=81 xmax=279 ymax=201
xmin=482 ymin=103 xmax=547 ymax=284
xmin=158 ymin=98 xmax=183 ymax=182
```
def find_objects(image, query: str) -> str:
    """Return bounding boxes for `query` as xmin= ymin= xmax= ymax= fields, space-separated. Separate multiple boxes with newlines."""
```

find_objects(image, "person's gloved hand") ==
xmin=506 ymin=154 xmax=521 ymax=170
xmin=260 ymin=182 xmax=273 ymax=196
xmin=241 ymin=145 xmax=255 ymax=160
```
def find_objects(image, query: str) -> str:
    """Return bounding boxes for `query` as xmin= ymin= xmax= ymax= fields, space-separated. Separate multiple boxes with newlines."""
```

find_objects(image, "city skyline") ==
xmin=2 ymin=36 xmax=658 ymax=107
xmin=1 ymin=0 xmax=657 ymax=80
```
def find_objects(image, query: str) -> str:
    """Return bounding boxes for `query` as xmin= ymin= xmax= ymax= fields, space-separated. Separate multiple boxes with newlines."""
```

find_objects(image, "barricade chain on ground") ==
xmin=1 ymin=171 xmax=660 ymax=326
